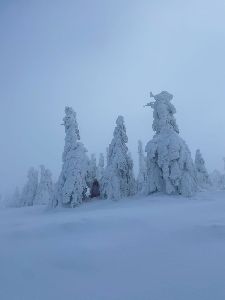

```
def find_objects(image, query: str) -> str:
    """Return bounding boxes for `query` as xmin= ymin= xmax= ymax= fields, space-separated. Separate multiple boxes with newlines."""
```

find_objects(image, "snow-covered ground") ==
xmin=1 ymin=191 xmax=225 ymax=300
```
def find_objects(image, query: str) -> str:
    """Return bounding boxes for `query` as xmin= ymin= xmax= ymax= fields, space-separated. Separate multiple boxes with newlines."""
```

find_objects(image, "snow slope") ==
xmin=0 ymin=191 xmax=225 ymax=300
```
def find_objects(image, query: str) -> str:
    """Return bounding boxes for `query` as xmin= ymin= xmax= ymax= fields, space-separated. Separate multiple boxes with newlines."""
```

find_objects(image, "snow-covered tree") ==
xmin=21 ymin=167 xmax=38 ymax=206
xmin=210 ymin=170 xmax=225 ymax=190
xmin=52 ymin=107 xmax=89 ymax=208
xmin=195 ymin=149 xmax=211 ymax=188
xmin=96 ymin=153 xmax=105 ymax=181
xmin=144 ymin=91 xmax=197 ymax=197
xmin=137 ymin=140 xmax=147 ymax=193
xmin=34 ymin=165 xmax=53 ymax=205
xmin=86 ymin=154 xmax=97 ymax=188
xmin=101 ymin=116 xmax=136 ymax=200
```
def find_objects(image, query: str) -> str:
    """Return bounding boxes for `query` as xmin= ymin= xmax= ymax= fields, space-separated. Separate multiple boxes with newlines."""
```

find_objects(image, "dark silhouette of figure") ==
xmin=90 ymin=179 xmax=100 ymax=198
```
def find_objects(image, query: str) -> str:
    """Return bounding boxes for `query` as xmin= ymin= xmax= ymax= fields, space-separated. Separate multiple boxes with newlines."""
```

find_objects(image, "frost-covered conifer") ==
xmin=145 ymin=91 xmax=197 ymax=197
xmin=52 ymin=107 xmax=89 ymax=208
xmin=137 ymin=140 xmax=147 ymax=193
xmin=96 ymin=153 xmax=105 ymax=181
xmin=195 ymin=149 xmax=211 ymax=188
xmin=21 ymin=167 xmax=38 ymax=206
xmin=101 ymin=116 xmax=136 ymax=200
xmin=34 ymin=165 xmax=53 ymax=205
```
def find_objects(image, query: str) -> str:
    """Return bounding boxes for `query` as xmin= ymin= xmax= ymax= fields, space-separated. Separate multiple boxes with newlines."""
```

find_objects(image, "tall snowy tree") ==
xmin=52 ymin=107 xmax=89 ymax=208
xmin=21 ymin=167 xmax=38 ymax=206
xmin=195 ymin=149 xmax=211 ymax=188
xmin=101 ymin=116 xmax=136 ymax=200
xmin=34 ymin=165 xmax=53 ymax=205
xmin=144 ymin=91 xmax=197 ymax=197
xmin=137 ymin=140 xmax=147 ymax=193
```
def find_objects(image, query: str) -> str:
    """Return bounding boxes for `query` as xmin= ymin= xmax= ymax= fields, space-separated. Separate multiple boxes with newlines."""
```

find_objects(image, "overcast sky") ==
xmin=1 ymin=0 xmax=225 ymax=195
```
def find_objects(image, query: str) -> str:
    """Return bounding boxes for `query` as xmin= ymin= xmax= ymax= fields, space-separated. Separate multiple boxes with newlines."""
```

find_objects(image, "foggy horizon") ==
xmin=1 ymin=0 xmax=225 ymax=196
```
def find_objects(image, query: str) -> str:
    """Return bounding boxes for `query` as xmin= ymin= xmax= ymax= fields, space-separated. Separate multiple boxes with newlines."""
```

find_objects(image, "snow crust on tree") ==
xmin=145 ymin=91 xmax=197 ymax=197
xmin=195 ymin=149 xmax=211 ymax=188
xmin=101 ymin=116 xmax=136 ymax=200
xmin=137 ymin=140 xmax=147 ymax=193
xmin=52 ymin=107 xmax=89 ymax=208
xmin=34 ymin=165 xmax=53 ymax=205
xmin=21 ymin=167 xmax=38 ymax=206
xmin=209 ymin=170 xmax=225 ymax=190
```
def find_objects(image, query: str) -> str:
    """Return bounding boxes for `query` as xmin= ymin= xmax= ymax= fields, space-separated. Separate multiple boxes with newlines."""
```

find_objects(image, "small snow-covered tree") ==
xmin=96 ymin=153 xmax=105 ymax=181
xmin=86 ymin=154 xmax=97 ymax=188
xmin=137 ymin=140 xmax=147 ymax=193
xmin=21 ymin=167 xmax=38 ymax=206
xmin=210 ymin=170 xmax=225 ymax=190
xmin=52 ymin=107 xmax=89 ymax=208
xmin=195 ymin=149 xmax=211 ymax=188
xmin=101 ymin=116 xmax=136 ymax=200
xmin=34 ymin=165 xmax=53 ymax=205
xmin=144 ymin=91 xmax=197 ymax=197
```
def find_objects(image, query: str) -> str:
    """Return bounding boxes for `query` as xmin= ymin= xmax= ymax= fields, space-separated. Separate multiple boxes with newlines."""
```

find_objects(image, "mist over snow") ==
xmin=1 ymin=0 xmax=225 ymax=196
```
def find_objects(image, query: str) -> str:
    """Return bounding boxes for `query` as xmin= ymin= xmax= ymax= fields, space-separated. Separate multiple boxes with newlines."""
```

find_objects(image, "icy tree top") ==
xmin=62 ymin=107 xmax=81 ymax=162
xmin=108 ymin=115 xmax=128 ymax=166
xmin=63 ymin=106 xmax=80 ymax=140
xmin=145 ymin=91 xmax=179 ymax=134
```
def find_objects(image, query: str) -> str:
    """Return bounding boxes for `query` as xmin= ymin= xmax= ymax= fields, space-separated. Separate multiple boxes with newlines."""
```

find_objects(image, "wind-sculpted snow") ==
xmin=145 ymin=91 xmax=197 ymax=197
xmin=52 ymin=107 xmax=89 ymax=208
xmin=0 ymin=191 xmax=225 ymax=300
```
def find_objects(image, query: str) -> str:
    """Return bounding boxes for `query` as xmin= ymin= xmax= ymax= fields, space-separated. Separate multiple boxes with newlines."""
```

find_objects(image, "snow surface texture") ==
xmin=101 ymin=116 xmax=136 ymax=200
xmin=1 ymin=191 xmax=225 ymax=300
xmin=145 ymin=91 xmax=197 ymax=197
xmin=34 ymin=165 xmax=53 ymax=205
xmin=195 ymin=149 xmax=211 ymax=189
xmin=52 ymin=107 xmax=89 ymax=208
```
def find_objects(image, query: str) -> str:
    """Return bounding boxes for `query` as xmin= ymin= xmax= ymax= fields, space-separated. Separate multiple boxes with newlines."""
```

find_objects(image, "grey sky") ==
xmin=1 ymin=0 xmax=225 ymax=195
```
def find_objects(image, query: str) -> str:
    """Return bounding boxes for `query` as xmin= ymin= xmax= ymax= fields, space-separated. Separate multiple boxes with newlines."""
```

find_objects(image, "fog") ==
xmin=1 ymin=0 xmax=225 ymax=195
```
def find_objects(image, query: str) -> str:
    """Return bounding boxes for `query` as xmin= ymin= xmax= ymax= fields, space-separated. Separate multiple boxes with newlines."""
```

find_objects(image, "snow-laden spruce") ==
xmin=144 ymin=91 xmax=197 ymax=197
xmin=101 ymin=116 xmax=136 ymax=200
xmin=52 ymin=107 xmax=89 ymax=208
xmin=34 ymin=165 xmax=53 ymax=205
xmin=137 ymin=140 xmax=147 ymax=193
xmin=21 ymin=167 xmax=38 ymax=206
xmin=195 ymin=149 xmax=211 ymax=189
